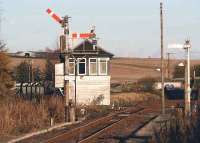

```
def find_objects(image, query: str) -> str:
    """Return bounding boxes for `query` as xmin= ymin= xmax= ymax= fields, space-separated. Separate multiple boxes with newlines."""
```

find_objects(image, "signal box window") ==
xmin=78 ymin=58 xmax=86 ymax=75
xmin=89 ymin=58 xmax=97 ymax=75
xmin=99 ymin=58 xmax=108 ymax=75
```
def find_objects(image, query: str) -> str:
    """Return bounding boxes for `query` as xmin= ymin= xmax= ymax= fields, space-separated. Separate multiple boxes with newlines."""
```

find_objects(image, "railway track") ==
xmin=80 ymin=108 xmax=159 ymax=143
xmin=43 ymin=104 xmax=160 ymax=143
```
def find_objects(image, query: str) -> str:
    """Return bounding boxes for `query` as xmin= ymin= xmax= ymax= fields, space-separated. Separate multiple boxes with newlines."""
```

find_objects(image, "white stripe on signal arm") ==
xmin=49 ymin=11 xmax=54 ymax=16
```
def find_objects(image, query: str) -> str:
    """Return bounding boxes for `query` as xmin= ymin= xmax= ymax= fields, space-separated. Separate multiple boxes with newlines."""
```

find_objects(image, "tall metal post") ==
xmin=184 ymin=40 xmax=191 ymax=116
xmin=160 ymin=2 xmax=165 ymax=114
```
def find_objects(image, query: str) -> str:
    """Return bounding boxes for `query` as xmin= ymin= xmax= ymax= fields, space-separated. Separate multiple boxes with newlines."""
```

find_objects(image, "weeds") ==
xmin=0 ymin=96 xmax=64 ymax=136
xmin=111 ymin=92 xmax=159 ymax=108
xmin=154 ymin=110 xmax=200 ymax=143
xmin=85 ymin=105 xmax=110 ymax=120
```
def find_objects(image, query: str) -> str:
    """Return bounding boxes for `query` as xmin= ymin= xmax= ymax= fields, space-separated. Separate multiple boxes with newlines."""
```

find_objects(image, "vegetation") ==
xmin=0 ymin=96 xmax=64 ymax=136
xmin=14 ymin=55 xmax=55 ymax=96
xmin=155 ymin=111 xmax=200 ymax=143
xmin=111 ymin=92 xmax=159 ymax=108
xmin=44 ymin=57 xmax=54 ymax=82
xmin=44 ymin=57 xmax=55 ymax=94
xmin=0 ymin=44 xmax=62 ymax=138
xmin=33 ymin=66 xmax=43 ymax=82
xmin=0 ymin=41 xmax=14 ymax=97
xmin=15 ymin=58 xmax=52 ymax=84
xmin=137 ymin=77 xmax=158 ymax=91
xmin=85 ymin=105 xmax=110 ymax=120
xmin=111 ymin=77 xmax=159 ymax=94
xmin=14 ymin=61 xmax=30 ymax=96
xmin=15 ymin=61 xmax=30 ymax=83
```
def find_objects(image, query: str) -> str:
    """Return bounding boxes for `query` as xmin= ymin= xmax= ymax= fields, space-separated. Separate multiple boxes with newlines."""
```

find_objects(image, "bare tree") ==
xmin=0 ymin=41 xmax=14 ymax=97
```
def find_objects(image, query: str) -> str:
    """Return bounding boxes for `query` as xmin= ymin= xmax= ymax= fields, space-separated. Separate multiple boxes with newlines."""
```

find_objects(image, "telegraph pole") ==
xmin=184 ymin=40 xmax=191 ymax=116
xmin=160 ymin=2 xmax=165 ymax=114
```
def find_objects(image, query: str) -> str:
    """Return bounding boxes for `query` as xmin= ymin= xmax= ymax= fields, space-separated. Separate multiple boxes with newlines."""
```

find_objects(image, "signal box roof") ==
xmin=72 ymin=40 xmax=114 ymax=58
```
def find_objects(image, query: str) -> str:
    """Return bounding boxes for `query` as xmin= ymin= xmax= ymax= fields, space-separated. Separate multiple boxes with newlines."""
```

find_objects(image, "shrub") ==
xmin=111 ymin=92 xmax=159 ymax=108
xmin=154 ymin=110 xmax=200 ymax=143
xmin=0 ymin=42 xmax=14 ymax=97
xmin=137 ymin=77 xmax=158 ymax=91
xmin=0 ymin=96 xmax=64 ymax=135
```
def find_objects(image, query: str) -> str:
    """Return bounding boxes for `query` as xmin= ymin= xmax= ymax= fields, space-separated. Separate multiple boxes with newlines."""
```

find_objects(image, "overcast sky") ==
xmin=1 ymin=0 xmax=200 ymax=58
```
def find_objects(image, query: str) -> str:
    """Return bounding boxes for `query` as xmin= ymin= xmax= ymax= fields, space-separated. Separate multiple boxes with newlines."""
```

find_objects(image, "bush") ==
xmin=137 ymin=77 xmax=158 ymax=91
xmin=84 ymin=105 xmax=110 ymax=120
xmin=0 ymin=42 xmax=14 ymax=97
xmin=155 ymin=110 xmax=200 ymax=143
xmin=111 ymin=92 xmax=159 ymax=108
xmin=0 ymin=96 xmax=64 ymax=135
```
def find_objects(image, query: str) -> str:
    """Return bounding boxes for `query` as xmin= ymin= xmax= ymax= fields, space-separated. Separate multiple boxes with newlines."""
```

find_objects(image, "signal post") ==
xmin=46 ymin=9 xmax=73 ymax=122
xmin=62 ymin=16 xmax=72 ymax=122
xmin=46 ymin=8 xmax=96 ymax=122
xmin=168 ymin=40 xmax=192 ymax=116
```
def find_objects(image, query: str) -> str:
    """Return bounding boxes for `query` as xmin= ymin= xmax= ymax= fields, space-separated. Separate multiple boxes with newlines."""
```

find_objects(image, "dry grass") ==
xmin=154 ymin=110 xmax=200 ymax=143
xmin=0 ymin=96 xmax=64 ymax=136
xmin=0 ymin=92 xmax=160 ymax=140
xmin=111 ymin=92 xmax=160 ymax=107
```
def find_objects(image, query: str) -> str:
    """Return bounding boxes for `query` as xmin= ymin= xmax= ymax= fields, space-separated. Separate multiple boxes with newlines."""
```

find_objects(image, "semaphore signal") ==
xmin=46 ymin=8 xmax=95 ymax=40
xmin=46 ymin=8 xmax=62 ymax=24
xmin=71 ymin=32 xmax=95 ymax=39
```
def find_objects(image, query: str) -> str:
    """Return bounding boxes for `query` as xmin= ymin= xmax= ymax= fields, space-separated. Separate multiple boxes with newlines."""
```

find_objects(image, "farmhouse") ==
xmin=55 ymin=40 xmax=114 ymax=105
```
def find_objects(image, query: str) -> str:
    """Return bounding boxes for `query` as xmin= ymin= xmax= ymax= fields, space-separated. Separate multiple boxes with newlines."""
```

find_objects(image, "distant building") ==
xmin=55 ymin=40 xmax=114 ymax=105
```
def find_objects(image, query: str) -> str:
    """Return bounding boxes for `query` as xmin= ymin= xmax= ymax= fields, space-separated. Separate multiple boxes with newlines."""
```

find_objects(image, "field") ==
xmin=111 ymin=57 xmax=200 ymax=82
xmin=9 ymin=56 xmax=200 ymax=83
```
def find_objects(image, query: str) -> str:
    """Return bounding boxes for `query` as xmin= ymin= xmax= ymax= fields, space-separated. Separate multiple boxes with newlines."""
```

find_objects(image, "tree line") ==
xmin=0 ymin=41 xmax=56 ymax=97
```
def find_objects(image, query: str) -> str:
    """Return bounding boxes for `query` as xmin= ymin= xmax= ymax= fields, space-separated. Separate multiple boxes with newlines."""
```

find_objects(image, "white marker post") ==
xmin=184 ymin=40 xmax=191 ymax=116
xmin=168 ymin=40 xmax=191 ymax=116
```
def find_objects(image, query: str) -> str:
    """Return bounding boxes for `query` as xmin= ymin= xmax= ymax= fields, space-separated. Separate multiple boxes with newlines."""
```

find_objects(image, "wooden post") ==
xmin=69 ymin=100 xmax=76 ymax=122
xmin=62 ymin=15 xmax=76 ymax=122
xmin=64 ymin=54 xmax=70 ymax=122
xmin=50 ymin=117 xmax=54 ymax=127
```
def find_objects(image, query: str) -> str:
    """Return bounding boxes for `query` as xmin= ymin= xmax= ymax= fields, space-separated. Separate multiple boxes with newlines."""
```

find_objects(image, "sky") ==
xmin=1 ymin=0 xmax=200 ymax=58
